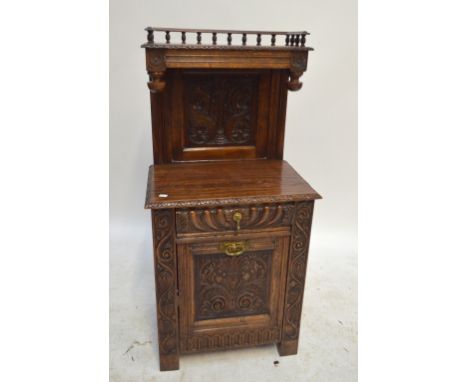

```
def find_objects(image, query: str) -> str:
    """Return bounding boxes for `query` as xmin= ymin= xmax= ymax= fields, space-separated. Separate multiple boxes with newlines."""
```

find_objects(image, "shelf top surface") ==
xmin=145 ymin=160 xmax=321 ymax=209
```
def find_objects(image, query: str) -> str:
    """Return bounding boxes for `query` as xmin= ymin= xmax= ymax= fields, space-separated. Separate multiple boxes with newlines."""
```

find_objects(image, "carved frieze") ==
xmin=181 ymin=326 xmax=281 ymax=353
xmin=176 ymin=204 xmax=294 ymax=234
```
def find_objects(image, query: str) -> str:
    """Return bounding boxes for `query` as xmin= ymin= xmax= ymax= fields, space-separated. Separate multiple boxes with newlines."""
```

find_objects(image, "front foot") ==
xmin=277 ymin=340 xmax=299 ymax=356
xmin=159 ymin=353 xmax=179 ymax=371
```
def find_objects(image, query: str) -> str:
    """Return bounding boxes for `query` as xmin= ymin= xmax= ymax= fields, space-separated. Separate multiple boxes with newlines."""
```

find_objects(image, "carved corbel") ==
xmin=147 ymin=71 xmax=166 ymax=93
xmin=287 ymin=53 xmax=308 ymax=91
xmin=147 ymin=51 xmax=167 ymax=93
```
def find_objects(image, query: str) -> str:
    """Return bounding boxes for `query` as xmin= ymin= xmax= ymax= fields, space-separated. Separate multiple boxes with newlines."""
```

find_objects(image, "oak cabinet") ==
xmin=142 ymin=28 xmax=321 ymax=371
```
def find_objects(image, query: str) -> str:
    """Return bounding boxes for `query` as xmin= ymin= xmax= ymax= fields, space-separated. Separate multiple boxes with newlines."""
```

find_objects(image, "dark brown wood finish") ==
xmin=145 ymin=160 xmax=321 ymax=209
xmin=178 ymin=231 xmax=290 ymax=353
xmin=278 ymin=201 xmax=315 ymax=356
xmin=143 ymin=27 xmax=311 ymax=50
xmin=151 ymin=209 xmax=179 ymax=371
xmin=148 ymin=67 xmax=294 ymax=163
xmin=143 ymin=27 xmax=320 ymax=371
xmin=175 ymin=203 xmax=295 ymax=235
xmin=143 ymin=28 xmax=311 ymax=164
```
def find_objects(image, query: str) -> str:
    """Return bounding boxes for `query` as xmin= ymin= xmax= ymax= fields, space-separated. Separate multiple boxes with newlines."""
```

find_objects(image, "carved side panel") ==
xmin=182 ymin=327 xmax=281 ymax=353
xmin=184 ymin=73 xmax=259 ymax=147
xmin=194 ymin=250 xmax=272 ymax=320
xmin=176 ymin=204 xmax=294 ymax=234
xmin=151 ymin=209 xmax=179 ymax=370
xmin=281 ymin=201 xmax=314 ymax=342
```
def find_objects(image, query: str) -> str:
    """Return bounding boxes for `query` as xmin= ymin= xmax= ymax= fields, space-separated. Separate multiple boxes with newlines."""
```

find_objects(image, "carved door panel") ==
xmin=177 ymin=231 xmax=290 ymax=353
xmin=169 ymin=69 xmax=274 ymax=162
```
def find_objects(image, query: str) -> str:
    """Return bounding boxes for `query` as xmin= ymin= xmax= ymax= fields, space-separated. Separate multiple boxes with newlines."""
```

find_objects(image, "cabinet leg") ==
xmin=152 ymin=210 xmax=180 ymax=371
xmin=277 ymin=340 xmax=299 ymax=356
xmin=159 ymin=353 xmax=179 ymax=371
xmin=278 ymin=202 xmax=315 ymax=358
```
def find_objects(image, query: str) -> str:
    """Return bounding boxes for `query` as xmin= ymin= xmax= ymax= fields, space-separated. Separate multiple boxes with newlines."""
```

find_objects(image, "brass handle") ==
xmin=220 ymin=241 xmax=248 ymax=256
xmin=232 ymin=211 xmax=242 ymax=231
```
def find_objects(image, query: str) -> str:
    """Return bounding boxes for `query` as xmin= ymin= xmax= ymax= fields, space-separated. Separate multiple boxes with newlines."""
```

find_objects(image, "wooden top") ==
xmin=145 ymin=160 xmax=321 ymax=209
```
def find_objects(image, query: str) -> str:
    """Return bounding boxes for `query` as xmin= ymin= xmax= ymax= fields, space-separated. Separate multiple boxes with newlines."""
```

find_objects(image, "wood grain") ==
xmin=175 ymin=203 xmax=295 ymax=235
xmin=145 ymin=160 xmax=321 ymax=209
xmin=177 ymin=231 xmax=289 ymax=353
xmin=277 ymin=201 xmax=315 ymax=356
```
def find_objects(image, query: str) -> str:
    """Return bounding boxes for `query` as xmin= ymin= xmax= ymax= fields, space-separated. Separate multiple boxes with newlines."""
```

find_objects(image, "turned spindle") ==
xmin=242 ymin=33 xmax=247 ymax=46
xmin=227 ymin=33 xmax=232 ymax=45
xmin=271 ymin=34 xmax=276 ymax=46
xmin=300 ymin=34 xmax=306 ymax=46
xmin=147 ymin=29 xmax=154 ymax=43
xmin=257 ymin=34 xmax=261 ymax=46
xmin=181 ymin=31 xmax=186 ymax=44
xmin=197 ymin=32 xmax=202 ymax=44
xmin=165 ymin=31 xmax=170 ymax=44
xmin=295 ymin=35 xmax=300 ymax=46
xmin=212 ymin=32 xmax=217 ymax=45
xmin=285 ymin=34 xmax=290 ymax=46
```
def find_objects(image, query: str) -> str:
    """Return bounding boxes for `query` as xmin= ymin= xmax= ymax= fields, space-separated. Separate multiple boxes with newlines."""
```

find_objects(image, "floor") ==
xmin=110 ymin=227 xmax=357 ymax=382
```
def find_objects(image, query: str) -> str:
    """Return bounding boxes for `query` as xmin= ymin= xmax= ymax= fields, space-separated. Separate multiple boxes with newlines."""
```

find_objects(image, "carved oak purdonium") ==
xmin=143 ymin=28 xmax=320 ymax=371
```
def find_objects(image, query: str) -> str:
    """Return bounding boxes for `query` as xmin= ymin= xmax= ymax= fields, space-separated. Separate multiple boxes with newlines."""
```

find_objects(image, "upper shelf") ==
xmin=141 ymin=27 xmax=313 ymax=51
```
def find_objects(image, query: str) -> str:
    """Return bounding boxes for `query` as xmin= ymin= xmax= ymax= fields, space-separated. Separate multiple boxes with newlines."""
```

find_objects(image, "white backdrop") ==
xmin=110 ymin=1 xmax=357 ymax=380
xmin=3 ymin=1 xmax=468 ymax=381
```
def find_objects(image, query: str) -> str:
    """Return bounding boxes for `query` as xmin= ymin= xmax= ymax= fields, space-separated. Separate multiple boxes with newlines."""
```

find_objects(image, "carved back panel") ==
xmin=184 ymin=72 xmax=258 ymax=147
xmin=151 ymin=68 xmax=290 ymax=163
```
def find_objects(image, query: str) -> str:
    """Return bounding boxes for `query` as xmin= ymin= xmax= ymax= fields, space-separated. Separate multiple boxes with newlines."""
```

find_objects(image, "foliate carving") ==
xmin=194 ymin=250 xmax=272 ymax=320
xmin=181 ymin=327 xmax=281 ymax=353
xmin=282 ymin=201 xmax=314 ymax=341
xmin=185 ymin=74 xmax=258 ymax=146
xmin=151 ymin=210 xmax=179 ymax=361
xmin=175 ymin=204 xmax=294 ymax=234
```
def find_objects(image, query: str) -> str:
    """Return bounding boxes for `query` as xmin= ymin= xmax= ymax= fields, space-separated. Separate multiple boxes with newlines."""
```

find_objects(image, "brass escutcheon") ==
xmin=232 ymin=211 xmax=243 ymax=231
xmin=220 ymin=241 xmax=248 ymax=256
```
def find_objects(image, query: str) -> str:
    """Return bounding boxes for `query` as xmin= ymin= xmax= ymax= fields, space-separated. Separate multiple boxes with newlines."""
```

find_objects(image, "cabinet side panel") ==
xmin=275 ymin=70 xmax=290 ymax=159
xmin=267 ymin=70 xmax=289 ymax=159
xmin=150 ymin=91 xmax=164 ymax=163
